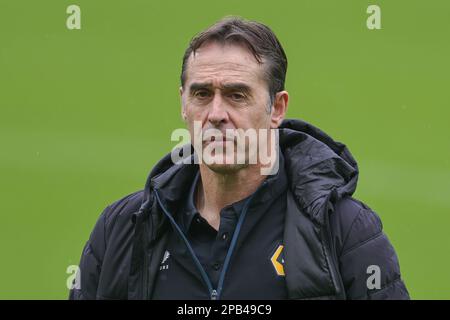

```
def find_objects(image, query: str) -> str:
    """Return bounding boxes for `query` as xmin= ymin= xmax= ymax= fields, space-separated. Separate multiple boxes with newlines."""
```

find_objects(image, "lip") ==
xmin=202 ymin=138 xmax=235 ymax=145
xmin=202 ymin=135 xmax=235 ymax=143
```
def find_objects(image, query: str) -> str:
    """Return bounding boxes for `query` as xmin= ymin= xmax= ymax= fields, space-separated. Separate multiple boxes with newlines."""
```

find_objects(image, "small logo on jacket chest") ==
xmin=160 ymin=250 xmax=170 ymax=271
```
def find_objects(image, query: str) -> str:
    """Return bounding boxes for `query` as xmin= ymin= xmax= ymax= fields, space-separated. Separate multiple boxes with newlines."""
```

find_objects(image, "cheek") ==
xmin=229 ymin=112 xmax=269 ymax=133
xmin=249 ymin=104 xmax=272 ymax=128
xmin=185 ymin=106 xmax=208 ymax=129
xmin=185 ymin=104 xmax=202 ymax=119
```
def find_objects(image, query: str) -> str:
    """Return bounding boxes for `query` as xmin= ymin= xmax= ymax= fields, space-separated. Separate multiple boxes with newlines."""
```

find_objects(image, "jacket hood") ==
xmin=139 ymin=118 xmax=359 ymax=226
xmin=279 ymin=119 xmax=359 ymax=225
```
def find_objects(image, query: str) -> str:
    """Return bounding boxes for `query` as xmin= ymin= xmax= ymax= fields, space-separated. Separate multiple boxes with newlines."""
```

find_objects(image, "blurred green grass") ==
xmin=0 ymin=0 xmax=449 ymax=299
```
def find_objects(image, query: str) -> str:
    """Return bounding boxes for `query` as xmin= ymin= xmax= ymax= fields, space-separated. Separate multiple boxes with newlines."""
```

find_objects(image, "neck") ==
xmin=195 ymin=163 xmax=271 ymax=230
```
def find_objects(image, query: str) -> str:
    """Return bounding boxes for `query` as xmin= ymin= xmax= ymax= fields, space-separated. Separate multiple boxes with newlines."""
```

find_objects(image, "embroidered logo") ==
xmin=270 ymin=244 xmax=285 ymax=276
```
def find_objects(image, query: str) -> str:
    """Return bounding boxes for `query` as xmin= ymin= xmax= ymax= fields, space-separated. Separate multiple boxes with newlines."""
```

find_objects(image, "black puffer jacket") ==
xmin=69 ymin=119 xmax=409 ymax=300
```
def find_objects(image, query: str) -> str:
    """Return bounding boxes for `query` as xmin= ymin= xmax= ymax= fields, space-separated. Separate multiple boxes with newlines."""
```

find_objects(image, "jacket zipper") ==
xmin=142 ymin=212 xmax=150 ymax=299
xmin=322 ymin=192 xmax=346 ymax=299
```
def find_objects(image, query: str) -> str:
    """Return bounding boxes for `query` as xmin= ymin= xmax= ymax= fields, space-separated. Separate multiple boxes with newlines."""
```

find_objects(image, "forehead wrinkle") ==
xmin=193 ymin=60 xmax=256 ymax=73
xmin=188 ymin=61 xmax=264 ymax=87
xmin=184 ymin=41 xmax=270 ymax=88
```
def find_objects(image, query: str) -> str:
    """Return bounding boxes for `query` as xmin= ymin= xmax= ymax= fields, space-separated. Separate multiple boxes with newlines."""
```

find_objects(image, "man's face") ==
xmin=180 ymin=41 xmax=282 ymax=173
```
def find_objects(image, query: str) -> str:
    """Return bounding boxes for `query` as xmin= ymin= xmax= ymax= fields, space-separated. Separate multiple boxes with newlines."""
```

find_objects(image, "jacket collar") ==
xmin=139 ymin=119 xmax=359 ymax=226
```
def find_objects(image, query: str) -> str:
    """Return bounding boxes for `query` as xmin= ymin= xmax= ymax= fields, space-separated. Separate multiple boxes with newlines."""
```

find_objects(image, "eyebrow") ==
xmin=189 ymin=82 xmax=252 ymax=95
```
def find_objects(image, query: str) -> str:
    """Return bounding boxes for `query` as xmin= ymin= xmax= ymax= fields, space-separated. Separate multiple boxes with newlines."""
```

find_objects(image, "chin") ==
xmin=204 ymin=162 xmax=248 ymax=175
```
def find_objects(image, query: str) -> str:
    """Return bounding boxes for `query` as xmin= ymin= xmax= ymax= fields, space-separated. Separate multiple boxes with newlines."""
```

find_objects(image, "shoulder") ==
xmin=329 ymin=196 xmax=410 ymax=299
xmin=71 ymin=190 xmax=145 ymax=299
xmin=88 ymin=190 xmax=144 ymax=249
xmin=102 ymin=190 xmax=144 ymax=226
xmin=329 ymin=196 xmax=383 ymax=257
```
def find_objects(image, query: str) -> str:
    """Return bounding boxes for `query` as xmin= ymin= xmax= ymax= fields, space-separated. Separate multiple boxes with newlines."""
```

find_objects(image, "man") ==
xmin=69 ymin=17 xmax=409 ymax=300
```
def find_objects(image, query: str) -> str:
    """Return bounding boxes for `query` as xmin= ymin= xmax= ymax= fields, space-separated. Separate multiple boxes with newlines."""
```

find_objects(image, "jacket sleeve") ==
xmin=68 ymin=206 xmax=109 ymax=300
xmin=333 ymin=198 xmax=410 ymax=300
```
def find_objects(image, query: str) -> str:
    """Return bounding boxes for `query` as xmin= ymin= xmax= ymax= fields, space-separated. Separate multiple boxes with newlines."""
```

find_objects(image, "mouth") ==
xmin=202 ymin=132 xmax=236 ymax=144
xmin=211 ymin=136 xmax=233 ymax=142
xmin=202 ymin=138 xmax=235 ymax=148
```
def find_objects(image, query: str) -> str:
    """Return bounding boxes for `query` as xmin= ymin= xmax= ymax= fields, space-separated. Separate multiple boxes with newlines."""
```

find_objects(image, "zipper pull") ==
xmin=211 ymin=289 xmax=218 ymax=300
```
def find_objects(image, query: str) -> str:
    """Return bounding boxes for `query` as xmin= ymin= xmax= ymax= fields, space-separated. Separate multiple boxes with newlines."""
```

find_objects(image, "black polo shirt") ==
xmin=152 ymin=153 xmax=288 ymax=300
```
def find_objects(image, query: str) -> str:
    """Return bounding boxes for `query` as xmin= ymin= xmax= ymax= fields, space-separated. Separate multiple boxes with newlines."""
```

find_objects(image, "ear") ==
xmin=270 ymin=91 xmax=289 ymax=129
xmin=180 ymin=86 xmax=187 ymax=121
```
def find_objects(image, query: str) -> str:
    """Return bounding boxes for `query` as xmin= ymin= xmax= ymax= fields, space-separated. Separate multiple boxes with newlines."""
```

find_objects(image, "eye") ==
xmin=229 ymin=92 xmax=245 ymax=101
xmin=194 ymin=90 xmax=211 ymax=98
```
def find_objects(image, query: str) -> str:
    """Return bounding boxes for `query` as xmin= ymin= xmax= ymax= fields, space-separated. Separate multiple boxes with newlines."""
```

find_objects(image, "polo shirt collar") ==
xmin=180 ymin=149 xmax=287 ymax=234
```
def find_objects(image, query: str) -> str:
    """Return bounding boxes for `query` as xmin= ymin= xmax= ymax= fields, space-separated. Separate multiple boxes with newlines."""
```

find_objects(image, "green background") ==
xmin=0 ymin=0 xmax=449 ymax=299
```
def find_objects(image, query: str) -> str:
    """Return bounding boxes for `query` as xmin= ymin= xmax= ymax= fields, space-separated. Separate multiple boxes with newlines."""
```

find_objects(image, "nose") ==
xmin=207 ymin=93 xmax=229 ymax=127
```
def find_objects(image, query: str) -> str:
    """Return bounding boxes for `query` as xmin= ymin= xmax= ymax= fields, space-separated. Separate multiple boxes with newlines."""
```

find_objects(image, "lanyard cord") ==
xmin=153 ymin=182 xmax=264 ymax=300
